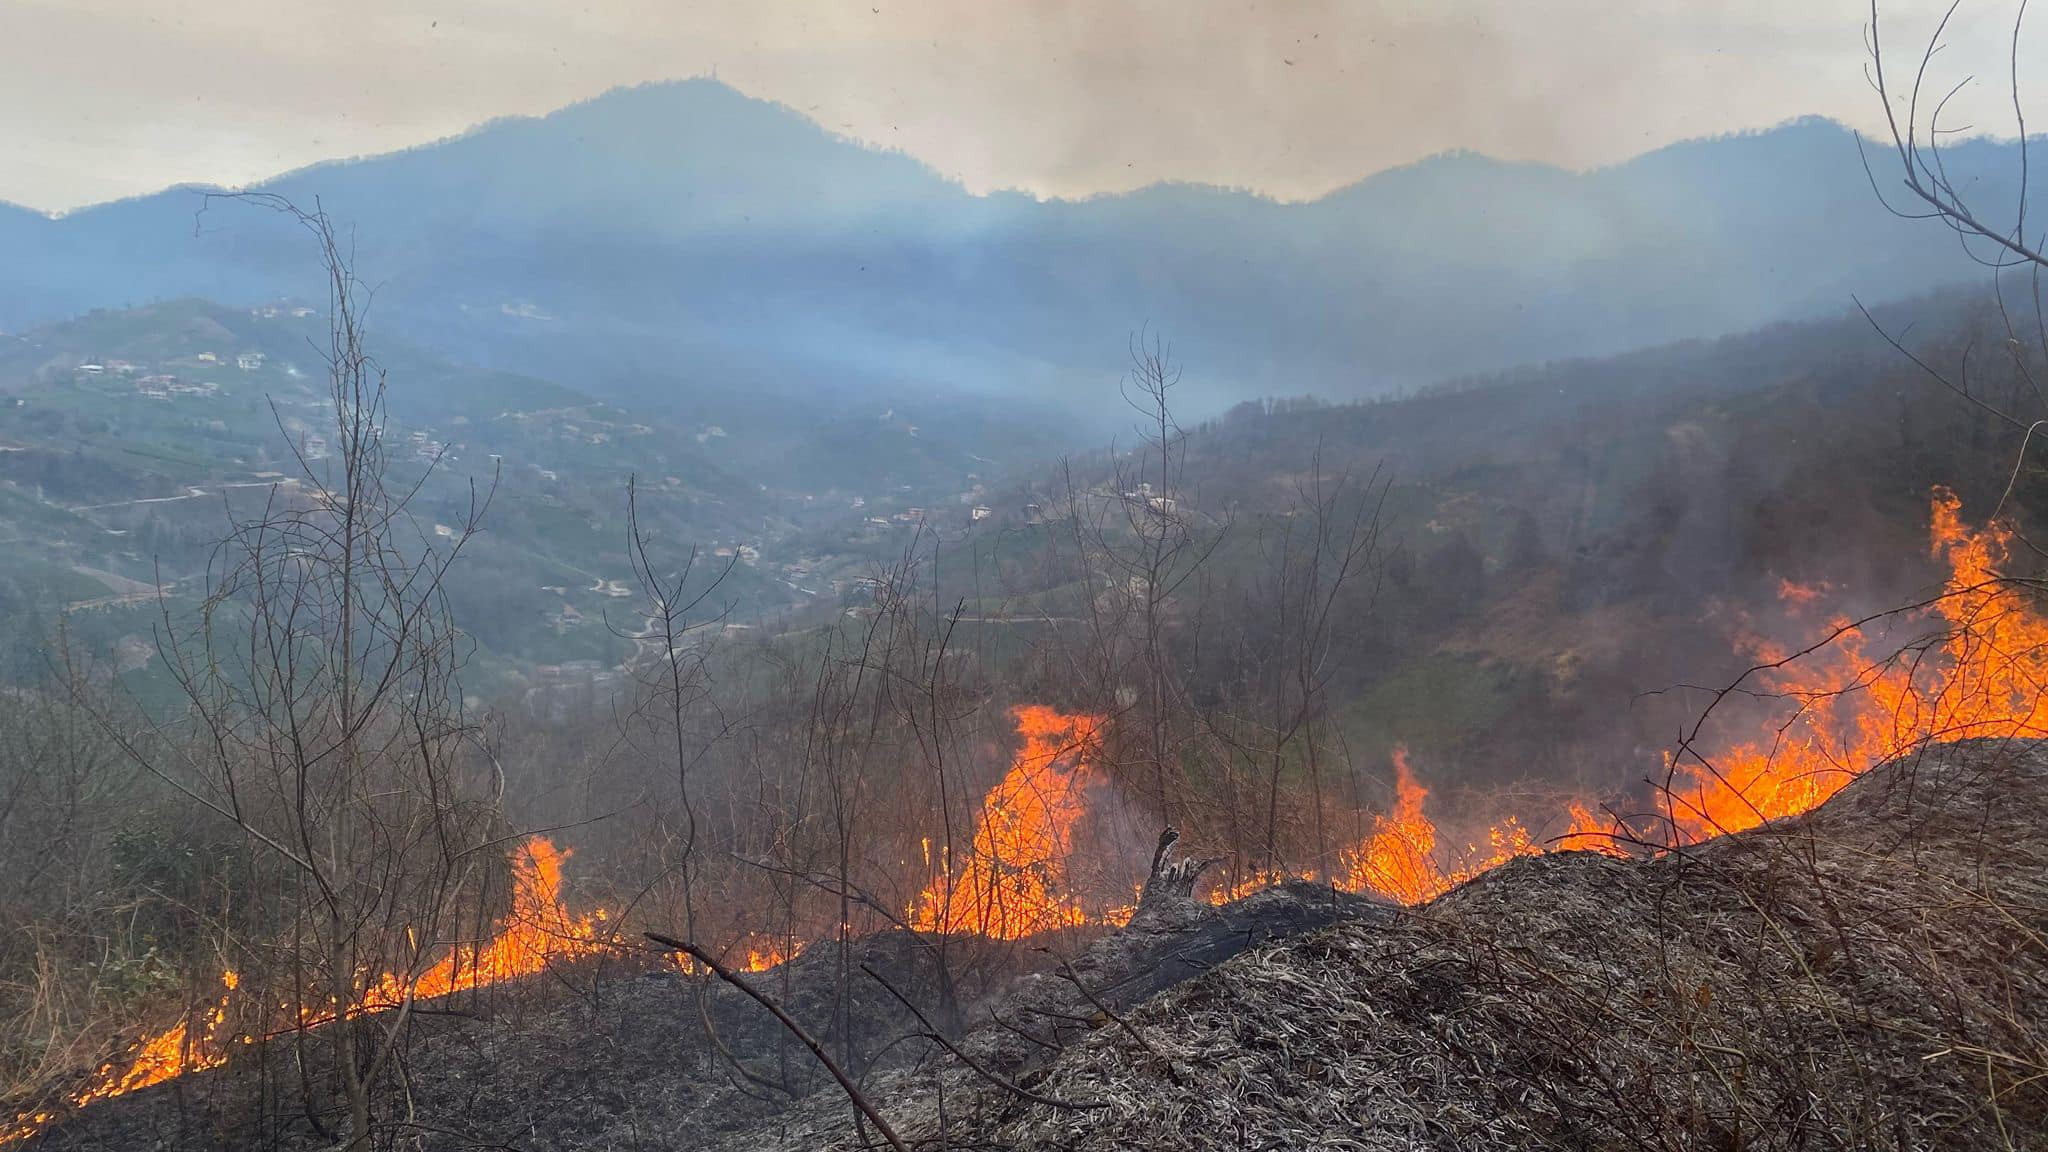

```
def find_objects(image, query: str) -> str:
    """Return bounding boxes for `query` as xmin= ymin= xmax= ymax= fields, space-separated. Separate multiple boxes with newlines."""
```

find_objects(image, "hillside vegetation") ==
xmin=1 ymin=85 xmax=2035 ymax=420
xmin=2 ymin=260 xmax=2042 ymax=1152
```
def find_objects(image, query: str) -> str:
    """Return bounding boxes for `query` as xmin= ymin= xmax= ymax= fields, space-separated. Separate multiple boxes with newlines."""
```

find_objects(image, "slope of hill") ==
xmin=33 ymin=737 xmax=2044 ymax=1150
xmin=0 ymin=296 xmax=1088 ymax=703
xmin=3 ymin=283 xmax=2026 ymax=797
xmin=921 ymin=736 xmax=2048 ymax=1151
xmin=0 ymin=85 xmax=2034 ymax=421
xmin=0 ymin=300 xmax=787 ymax=689
xmin=884 ymin=288 xmax=2033 ymax=808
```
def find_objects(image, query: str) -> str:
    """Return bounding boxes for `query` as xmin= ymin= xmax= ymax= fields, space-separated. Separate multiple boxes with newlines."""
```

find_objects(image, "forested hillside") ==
xmin=1 ymin=83 xmax=2036 ymax=422
xmin=814 ymin=288 xmax=2034 ymax=814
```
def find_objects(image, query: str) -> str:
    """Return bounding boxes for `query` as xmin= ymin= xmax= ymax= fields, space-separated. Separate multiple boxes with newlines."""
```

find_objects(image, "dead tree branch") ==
xmin=644 ymin=932 xmax=909 ymax=1152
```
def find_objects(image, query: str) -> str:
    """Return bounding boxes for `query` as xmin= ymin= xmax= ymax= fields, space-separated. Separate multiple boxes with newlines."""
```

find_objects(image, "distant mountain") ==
xmin=0 ymin=83 xmax=2030 ymax=422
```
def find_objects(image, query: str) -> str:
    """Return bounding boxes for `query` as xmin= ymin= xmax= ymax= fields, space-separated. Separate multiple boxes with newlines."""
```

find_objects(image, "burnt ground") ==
xmin=26 ymin=865 xmax=1379 ymax=1150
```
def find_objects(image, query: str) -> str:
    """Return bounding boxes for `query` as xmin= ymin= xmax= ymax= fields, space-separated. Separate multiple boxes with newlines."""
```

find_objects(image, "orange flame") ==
xmin=671 ymin=934 xmax=803 ymax=976
xmin=736 ymin=937 xmax=800 ymax=972
xmin=1203 ymin=868 xmax=1308 ymax=905
xmin=1310 ymin=491 xmax=2048 ymax=908
xmin=1558 ymin=801 xmax=1628 ymax=857
xmin=8 ymin=836 xmax=604 ymax=1142
xmin=1336 ymin=745 xmax=1449 ymax=903
xmin=1775 ymin=577 xmax=1829 ymax=607
xmin=18 ymin=492 xmax=2040 ymax=1139
xmin=1323 ymin=748 xmax=1555 ymax=904
xmin=1668 ymin=489 xmax=2048 ymax=839
xmin=356 ymin=837 xmax=604 ymax=1014
xmin=906 ymin=705 xmax=1104 ymax=939
xmin=72 ymin=970 xmax=240 ymax=1108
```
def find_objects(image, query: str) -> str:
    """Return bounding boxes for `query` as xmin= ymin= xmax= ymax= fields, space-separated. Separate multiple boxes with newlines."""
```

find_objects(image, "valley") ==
xmin=6 ymin=9 xmax=2048 ymax=1148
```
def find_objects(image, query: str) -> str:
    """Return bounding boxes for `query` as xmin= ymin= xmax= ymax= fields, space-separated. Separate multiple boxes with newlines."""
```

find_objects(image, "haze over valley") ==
xmin=6 ymin=6 xmax=2048 ymax=1151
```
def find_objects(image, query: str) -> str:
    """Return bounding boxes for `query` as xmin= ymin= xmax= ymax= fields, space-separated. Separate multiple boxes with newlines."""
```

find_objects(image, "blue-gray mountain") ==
xmin=0 ymin=80 xmax=2030 ymax=423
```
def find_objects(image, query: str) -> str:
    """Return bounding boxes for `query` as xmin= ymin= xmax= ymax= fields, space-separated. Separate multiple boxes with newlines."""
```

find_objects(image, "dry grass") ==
xmin=924 ymin=737 xmax=2048 ymax=1150
xmin=29 ymin=738 xmax=2048 ymax=1150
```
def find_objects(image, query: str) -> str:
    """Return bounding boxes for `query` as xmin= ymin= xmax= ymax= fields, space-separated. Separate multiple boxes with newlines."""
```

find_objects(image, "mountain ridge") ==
xmin=0 ymin=82 xmax=2035 ymax=421
xmin=0 ymin=88 xmax=1888 ymax=222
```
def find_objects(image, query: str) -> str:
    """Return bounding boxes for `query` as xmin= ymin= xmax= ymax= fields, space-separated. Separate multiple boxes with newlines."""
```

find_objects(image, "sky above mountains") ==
xmin=3 ymin=0 xmax=2040 ymax=213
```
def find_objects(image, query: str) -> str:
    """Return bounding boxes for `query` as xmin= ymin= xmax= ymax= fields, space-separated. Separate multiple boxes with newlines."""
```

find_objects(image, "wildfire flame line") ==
xmin=1217 ymin=490 xmax=2044 ymax=905
xmin=1665 ymin=488 xmax=2048 ymax=839
xmin=4 ymin=837 xmax=793 ymax=1143
xmin=14 ymin=491 xmax=2039 ymax=1142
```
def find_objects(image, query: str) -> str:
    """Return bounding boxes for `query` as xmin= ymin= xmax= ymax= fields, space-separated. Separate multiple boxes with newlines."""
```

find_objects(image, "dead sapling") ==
xmin=644 ymin=932 xmax=910 ymax=1152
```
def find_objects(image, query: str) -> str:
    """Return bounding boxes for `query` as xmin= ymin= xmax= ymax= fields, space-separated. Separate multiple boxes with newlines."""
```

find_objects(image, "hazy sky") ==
xmin=1 ymin=1 xmax=2039 ymax=213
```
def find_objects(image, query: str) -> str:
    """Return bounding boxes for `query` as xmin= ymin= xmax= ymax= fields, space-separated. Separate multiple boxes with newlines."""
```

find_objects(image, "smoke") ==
xmin=6 ymin=1 xmax=2041 ymax=212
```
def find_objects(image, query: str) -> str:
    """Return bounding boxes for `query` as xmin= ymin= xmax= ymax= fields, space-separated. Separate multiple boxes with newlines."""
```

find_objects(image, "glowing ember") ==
xmin=672 ymin=934 xmax=804 ymax=976
xmin=1203 ymin=868 xmax=1309 ymax=906
xmin=906 ymin=705 xmax=1105 ymax=939
xmin=736 ymin=936 xmax=801 ymax=973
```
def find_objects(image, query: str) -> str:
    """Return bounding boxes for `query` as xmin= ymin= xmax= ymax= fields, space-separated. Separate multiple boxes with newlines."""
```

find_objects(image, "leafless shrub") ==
xmin=78 ymin=197 xmax=510 ymax=1150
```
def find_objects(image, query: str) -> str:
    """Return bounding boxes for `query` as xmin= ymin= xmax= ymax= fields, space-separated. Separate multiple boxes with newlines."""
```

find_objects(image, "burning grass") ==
xmin=906 ymin=705 xmax=1109 ymax=939
xmin=17 ymin=489 xmax=2048 ymax=1147
xmin=7 ymin=837 xmax=730 ymax=1144
xmin=2 ymin=841 xmax=548 ymax=1140
xmin=929 ymin=736 xmax=2048 ymax=1151
xmin=1665 ymin=487 xmax=2048 ymax=838
xmin=1304 ymin=489 xmax=2048 ymax=905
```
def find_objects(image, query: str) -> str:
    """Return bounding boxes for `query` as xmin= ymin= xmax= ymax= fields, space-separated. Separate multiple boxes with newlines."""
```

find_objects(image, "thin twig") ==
xmin=645 ymin=933 xmax=910 ymax=1152
xmin=860 ymin=962 xmax=1107 ymax=1111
